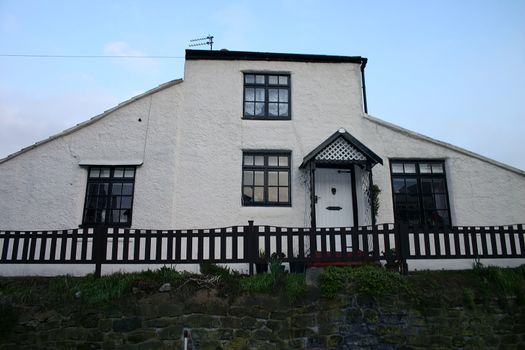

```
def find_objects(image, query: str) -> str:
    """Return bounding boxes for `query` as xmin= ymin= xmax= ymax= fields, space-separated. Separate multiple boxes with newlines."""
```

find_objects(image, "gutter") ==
xmin=361 ymin=58 xmax=368 ymax=114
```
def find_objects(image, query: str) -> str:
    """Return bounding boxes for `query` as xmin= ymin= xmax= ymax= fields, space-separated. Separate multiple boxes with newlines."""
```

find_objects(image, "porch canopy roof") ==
xmin=299 ymin=128 xmax=383 ymax=168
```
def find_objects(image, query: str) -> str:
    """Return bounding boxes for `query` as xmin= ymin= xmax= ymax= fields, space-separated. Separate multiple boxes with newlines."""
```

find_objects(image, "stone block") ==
xmin=127 ymin=329 xmax=157 ymax=344
xmin=157 ymin=303 xmax=183 ymax=317
xmin=290 ymin=314 xmax=316 ymax=328
xmin=137 ymin=340 xmax=163 ymax=350
xmin=158 ymin=325 xmax=183 ymax=340
xmin=183 ymin=314 xmax=220 ymax=328
xmin=113 ymin=317 xmax=142 ymax=332
xmin=252 ymin=327 xmax=274 ymax=341
xmin=98 ymin=318 xmax=113 ymax=332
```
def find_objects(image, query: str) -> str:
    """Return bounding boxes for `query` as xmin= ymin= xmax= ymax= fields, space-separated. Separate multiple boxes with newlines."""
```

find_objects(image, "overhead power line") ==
xmin=0 ymin=54 xmax=184 ymax=59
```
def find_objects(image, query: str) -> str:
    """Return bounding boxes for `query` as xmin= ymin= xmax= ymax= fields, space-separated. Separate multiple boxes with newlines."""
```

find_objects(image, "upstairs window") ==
xmin=243 ymin=73 xmax=290 ymax=120
xmin=390 ymin=160 xmax=451 ymax=226
xmin=82 ymin=166 xmax=136 ymax=227
xmin=242 ymin=152 xmax=291 ymax=206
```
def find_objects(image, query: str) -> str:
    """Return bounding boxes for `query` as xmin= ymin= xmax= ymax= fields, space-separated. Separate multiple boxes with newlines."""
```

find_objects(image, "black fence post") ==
xmin=247 ymin=220 xmax=255 ymax=276
xmin=397 ymin=224 xmax=409 ymax=275
xmin=93 ymin=226 xmax=107 ymax=278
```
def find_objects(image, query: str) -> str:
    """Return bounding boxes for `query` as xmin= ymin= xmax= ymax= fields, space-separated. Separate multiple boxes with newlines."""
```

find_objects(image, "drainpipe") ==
xmin=360 ymin=58 xmax=368 ymax=114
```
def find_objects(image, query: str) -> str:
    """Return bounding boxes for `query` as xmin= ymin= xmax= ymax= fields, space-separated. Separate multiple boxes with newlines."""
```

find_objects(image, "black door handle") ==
xmin=326 ymin=206 xmax=342 ymax=211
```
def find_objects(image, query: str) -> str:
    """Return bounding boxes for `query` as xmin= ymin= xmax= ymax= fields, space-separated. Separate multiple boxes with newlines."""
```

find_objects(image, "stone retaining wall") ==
xmin=1 ymin=289 xmax=524 ymax=349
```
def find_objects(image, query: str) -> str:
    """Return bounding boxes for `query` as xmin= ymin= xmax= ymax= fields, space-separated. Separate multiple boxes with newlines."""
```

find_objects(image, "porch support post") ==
xmin=309 ymin=162 xmax=316 ymax=228
xmin=350 ymin=164 xmax=359 ymax=227
xmin=369 ymin=164 xmax=376 ymax=226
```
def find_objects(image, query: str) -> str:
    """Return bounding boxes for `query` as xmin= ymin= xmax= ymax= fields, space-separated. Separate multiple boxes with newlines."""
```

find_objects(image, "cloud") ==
xmin=0 ymin=88 xmax=119 ymax=159
xmin=103 ymin=41 xmax=160 ymax=73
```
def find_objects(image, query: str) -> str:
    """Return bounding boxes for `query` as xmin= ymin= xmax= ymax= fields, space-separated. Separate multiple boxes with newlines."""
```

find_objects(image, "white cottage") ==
xmin=1 ymin=50 xmax=524 ymax=273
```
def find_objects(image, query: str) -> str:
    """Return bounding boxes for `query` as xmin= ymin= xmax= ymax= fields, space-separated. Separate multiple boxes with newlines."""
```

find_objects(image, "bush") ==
xmin=319 ymin=265 xmax=409 ymax=299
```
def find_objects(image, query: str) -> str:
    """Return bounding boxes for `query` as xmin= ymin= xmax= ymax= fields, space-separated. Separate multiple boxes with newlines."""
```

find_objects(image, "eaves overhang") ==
xmin=186 ymin=49 xmax=366 ymax=65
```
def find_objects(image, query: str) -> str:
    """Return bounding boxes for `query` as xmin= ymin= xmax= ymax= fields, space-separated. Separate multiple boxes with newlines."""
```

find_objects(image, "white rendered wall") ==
xmin=1 ymin=56 xmax=524 ymax=275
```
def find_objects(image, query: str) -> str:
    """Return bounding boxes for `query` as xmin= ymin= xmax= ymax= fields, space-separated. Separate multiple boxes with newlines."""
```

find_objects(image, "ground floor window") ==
xmin=390 ymin=160 xmax=451 ymax=226
xmin=242 ymin=151 xmax=291 ymax=206
xmin=82 ymin=166 xmax=136 ymax=226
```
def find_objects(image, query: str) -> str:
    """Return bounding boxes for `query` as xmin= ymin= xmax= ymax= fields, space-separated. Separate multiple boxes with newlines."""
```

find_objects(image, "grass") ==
xmin=1 ymin=263 xmax=523 ymax=310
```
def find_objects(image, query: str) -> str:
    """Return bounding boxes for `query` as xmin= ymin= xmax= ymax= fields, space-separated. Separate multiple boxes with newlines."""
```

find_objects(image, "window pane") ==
xmin=97 ymin=196 xmax=107 ymax=208
xmin=87 ymin=195 xmax=97 ymax=209
xmin=100 ymin=169 xmax=110 ymax=178
xmin=404 ymin=163 xmax=416 ymax=173
xmin=408 ymin=211 xmax=420 ymax=225
xmin=245 ymin=74 xmax=254 ymax=84
xmin=279 ymin=104 xmax=289 ymax=116
xmin=268 ymin=103 xmax=278 ymax=116
xmin=278 ymin=76 xmax=288 ymax=85
xmin=254 ymin=156 xmax=264 ymax=166
xmin=111 ymin=210 xmax=120 ymax=223
xmin=112 ymin=183 xmax=122 ymax=195
xmin=88 ymin=183 xmax=98 ymax=196
xmin=395 ymin=194 xmax=406 ymax=205
xmin=113 ymin=168 xmax=123 ymax=178
xmin=268 ymin=172 xmax=278 ymax=186
xmin=279 ymin=89 xmax=288 ymax=102
xmin=244 ymin=102 xmax=255 ymax=116
xmin=279 ymin=171 xmax=288 ymax=186
xmin=122 ymin=183 xmax=133 ymax=196
xmin=406 ymin=195 xmax=419 ymax=205
xmin=268 ymin=187 xmax=278 ymax=202
xmin=85 ymin=209 xmax=95 ymax=222
xmin=124 ymin=168 xmax=135 ymax=178
xmin=99 ymin=184 xmax=108 ymax=196
xmin=279 ymin=187 xmax=289 ymax=203
xmin=422 ymin=195 xmax=434 ymax=209
xmin=278 ymin=156 xmax=288 ymax=166
xmin=254 ymin=187 xmax=264 ymax=202
xmin=112 ymin=196 xmax=121 ymax=209
xmin=255 ymin=88 xmax=265 ymax=101
xmin=244 ymin=155 xmax=254 ymax=166
xmin=268 ymin=156 xmax=278 ymax=166
xmin=436 ymin=210 xmax=449 ymax=225
xmin=393 ymin=178 xmax=405 ymax=193
xmin=245 ymin=88 xmax=255 ymax=101
xmin=434 ymin=194 xmax=447 ymax=209
xmin=89 ymin=168 xmax=100 ymax=178
xmin=255 ymin=75 xmax=265 ymax=84
xmin=268 ymin=89 xmax=278 ymax=102
xmin=255 ymin=103 xmax=265 ymax=116
xmin=269 ymin=75 xmax=278 ymax=84
xmin=121 ymin=209 xmax=130 ymax=223
xmin=431 ymin=163 xmax=443 ymax=173
xmin=432 ymin=179 xmax=445 ymax=193
xmin=243 ymin=171 xmax=253 ymax=185
xmin=392 ymin=163 xmax=403 ymax=173
xmin=419 ymin=163 xmax=431 ymax=173
xmin=243 ymin=187 xmax=253 ymax=202
xmin=254 ymin=171 xmax=264 ymax=185
xmin=97 ymin=210 xmax=106 ymax=222
xmin=121 ymin=197 xmax=132 ymax=209
xmin=421 ymin=179 xmax=432 ymax=193
xmin=405 ymin=179 xmax=418 ymax=194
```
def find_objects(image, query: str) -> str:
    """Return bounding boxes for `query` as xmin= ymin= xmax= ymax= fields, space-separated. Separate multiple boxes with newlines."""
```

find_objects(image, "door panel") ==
xmin=314 ymin=168 xmax=353 ymax=228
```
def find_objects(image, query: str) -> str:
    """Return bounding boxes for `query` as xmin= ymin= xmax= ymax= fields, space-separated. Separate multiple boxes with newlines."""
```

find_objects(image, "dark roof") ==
xmin=186 ymin=49 xmax=367 ymax=65
xmin=299 ymin=129 xmax=383 ymax=168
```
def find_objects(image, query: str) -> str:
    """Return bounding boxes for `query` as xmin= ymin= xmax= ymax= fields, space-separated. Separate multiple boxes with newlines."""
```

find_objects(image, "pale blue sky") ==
xmin=1 ymin=0 xmax=524 ymax=169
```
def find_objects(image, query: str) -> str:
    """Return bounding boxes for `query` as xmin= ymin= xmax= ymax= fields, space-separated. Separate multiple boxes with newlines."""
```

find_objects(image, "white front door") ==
xmin=314 ymin=168 xmax=354 ymax=228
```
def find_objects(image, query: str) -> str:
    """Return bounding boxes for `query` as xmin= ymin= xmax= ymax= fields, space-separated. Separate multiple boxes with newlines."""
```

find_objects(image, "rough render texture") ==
xmin=0 ymin=57 xmax=524 ymax=273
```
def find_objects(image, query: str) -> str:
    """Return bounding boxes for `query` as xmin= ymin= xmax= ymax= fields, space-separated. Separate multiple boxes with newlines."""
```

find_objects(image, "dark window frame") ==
xmin=81 ymin=166 xmax=136 ymax=227
xmin=389 ymin=159 xmax=452 ymax=227
xmin=242 ymin=151 xmax=292 ymax=207
xmin=242 ymin=73 xmax=291 ymax=120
